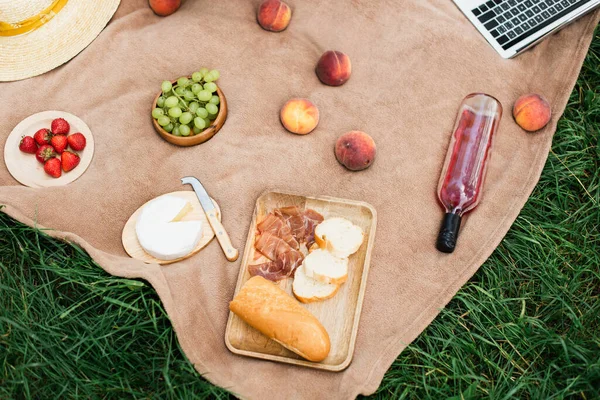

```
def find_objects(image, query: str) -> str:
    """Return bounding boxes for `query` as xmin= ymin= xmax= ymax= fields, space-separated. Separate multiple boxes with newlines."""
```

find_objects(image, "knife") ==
xmin=181 ymin=176 xmax=239 ymax=262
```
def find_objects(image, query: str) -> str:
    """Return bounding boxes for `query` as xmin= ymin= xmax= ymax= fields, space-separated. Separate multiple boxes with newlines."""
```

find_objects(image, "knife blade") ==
xmin=181 ymin=176 xmax=239 ymax=262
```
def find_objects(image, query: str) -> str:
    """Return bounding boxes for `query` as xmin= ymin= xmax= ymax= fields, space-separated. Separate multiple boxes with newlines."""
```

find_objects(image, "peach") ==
xmin=335 ymin=131 xmax=376 ymax=171
xmin=280 ymin=98 xmax=319 ymax=135
xmin=257 ymin=0 xmax=292 ymax=32
xmin=316 ymin=51 xmax=351 ymax=86
xmin=513 ymin=93 xmax=552 ymax=132
xmin=149 ymin=0 xmax=181 ymax=16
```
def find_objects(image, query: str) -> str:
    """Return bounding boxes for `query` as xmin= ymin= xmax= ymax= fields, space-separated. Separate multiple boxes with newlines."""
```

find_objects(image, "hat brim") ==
xmin=0 ymin=0 xmax=121 ymax=82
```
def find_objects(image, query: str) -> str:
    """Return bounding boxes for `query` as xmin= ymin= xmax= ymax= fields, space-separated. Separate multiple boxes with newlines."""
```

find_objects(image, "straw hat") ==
xmin=0 ymin=0 xmax=121 ymax=82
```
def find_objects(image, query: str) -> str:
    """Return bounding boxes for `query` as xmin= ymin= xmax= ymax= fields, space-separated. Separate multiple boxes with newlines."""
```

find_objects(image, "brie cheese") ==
xmin=135 ymin=196 xmax=203 ymax=261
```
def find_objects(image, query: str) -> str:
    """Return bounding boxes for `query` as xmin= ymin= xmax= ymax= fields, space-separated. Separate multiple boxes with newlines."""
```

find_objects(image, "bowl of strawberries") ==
xmin=5 ymin=111 xmax=94 ymax=188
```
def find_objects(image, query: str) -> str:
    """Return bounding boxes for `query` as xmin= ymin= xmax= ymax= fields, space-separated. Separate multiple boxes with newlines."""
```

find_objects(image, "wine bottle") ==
xmin=436 ymin=93 xmax=502 ymax=253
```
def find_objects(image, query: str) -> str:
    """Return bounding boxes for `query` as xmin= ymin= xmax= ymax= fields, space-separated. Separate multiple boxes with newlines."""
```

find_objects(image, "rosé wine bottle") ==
xmin=436 ymin=93 xmax=502 ymax=253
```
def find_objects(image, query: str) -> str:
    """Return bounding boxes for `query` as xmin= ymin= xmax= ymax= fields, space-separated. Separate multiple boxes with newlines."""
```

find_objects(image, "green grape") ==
xmin=206 ymin=103 xmax=218 ymax=115
xmin=203 ymin=73 xmax=215 ymax=83
xmin=174 ymin=86 xmax=185 ymax=96
xmin=208 ymin=69 xmax=220 ymax=80
xmin=188 ymin=102 xmax=200 ymax=113
xmin=177 ymin=77 xmax=189 ymax=87
xmin=193 ymin=126 xmax=201 ymax=134
xmin=199 ymin=67 xmax=209 ymax=76
xmin=195 ymin=107 xmax=208 ymax=118
xmin=179 ymin=112 xmax=193 ymax=125
xmin=157 ymin=96 xmax=166 ymax=107
xmin=192 ymin=71 xmax=203 ymax=82
xmin=204 ymin=82 xmax=217 ymax=93
xmin=191 ymin=83 xmax=202 ymax=94
xmin=157 ymin=116 xmax=170 ymax=126
xmin=179 ymin=125 xmax=191 ymax=136
xmin=184 ymin=90 xmax=195 ymax=101
xmin=179 ymin=100 xmax=188 ymax=109
xmin=194 ymin=117 xmax=206 ymax=130
xmin=209 ymin=95 xmax=220 ymax=105
xmin=164 ymin=123 xmax=174 ymax=133
xmin=168 ymin=107 xmax=182 ymax=118
xmin=197 ymin=90 xmax=211 ymax=102
xmin=203 ymin=117 xmax=211 ymax=127
xmin=172 ymin=126 xmax=181 ymax=136
xmin=152 ymin=108 xmax=165 ymax=119
xmin=161 ymin=81 xmax=172 ymax=93
xmin=165 ymin=96 xmax=179 ymax=108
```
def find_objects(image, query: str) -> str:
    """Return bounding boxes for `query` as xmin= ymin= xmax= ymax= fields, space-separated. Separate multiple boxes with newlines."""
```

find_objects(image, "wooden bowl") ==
xmin=151 ymin=78 xmax=227 ymax=147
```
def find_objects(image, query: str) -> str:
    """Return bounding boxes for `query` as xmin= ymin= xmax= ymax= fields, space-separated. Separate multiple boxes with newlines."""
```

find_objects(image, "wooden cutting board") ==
xmin=225 ymin=191 xmax=377 ymax=371
xmin=122 ymin=191 xmax=221 ymax=265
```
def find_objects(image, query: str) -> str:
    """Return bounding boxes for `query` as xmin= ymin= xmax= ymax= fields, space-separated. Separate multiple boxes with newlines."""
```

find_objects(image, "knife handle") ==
xmin=206 ymin=210 xmax=239 ymax=262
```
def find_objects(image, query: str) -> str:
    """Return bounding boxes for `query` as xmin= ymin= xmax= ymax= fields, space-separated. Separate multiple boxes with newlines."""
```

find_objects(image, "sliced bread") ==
xmin=314 ymin=217 xmax=364 ymax=258
xmin=303 ymin=248 xmax=348 ymax=285
xmin=292 ymin=264 xmax=340 ymax=303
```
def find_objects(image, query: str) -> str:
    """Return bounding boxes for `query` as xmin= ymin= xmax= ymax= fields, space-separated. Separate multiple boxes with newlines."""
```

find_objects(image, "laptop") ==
xmin=453 ymin=0 xmax=600 ymax=58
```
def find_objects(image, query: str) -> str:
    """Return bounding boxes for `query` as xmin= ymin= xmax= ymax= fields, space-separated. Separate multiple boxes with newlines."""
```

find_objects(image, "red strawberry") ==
xmin=44 ymin=158 xmax=62 ymax=178
xmin=51 ymin=118 xmax=70 ymax=135
xmin=33 ymin=128 xmax=52 ymax=145
xmin=61 ymin=151 xmax=80 ymax=172
xmin=36 ymin=144 xmax=56 ymax=164
xmin=66 ymin=133 xmax=86 ymax=151
xmin=50 ymin=134 xmax=68 ymax=154
xmin=19 ymin=136 xmax=38 ymax=154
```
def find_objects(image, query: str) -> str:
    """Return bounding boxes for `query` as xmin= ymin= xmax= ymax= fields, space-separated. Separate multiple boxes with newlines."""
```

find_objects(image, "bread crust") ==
xmin=229 ymin=276 xmax=331 ymax=362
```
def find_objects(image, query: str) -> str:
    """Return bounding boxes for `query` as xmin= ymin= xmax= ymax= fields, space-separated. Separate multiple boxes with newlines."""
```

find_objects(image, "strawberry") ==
xmin=50 ymin=134 xmax=68 ymax=154
xmin=61 ymin=151 xmax=80 ymax=172
xmin=33 ymin=128 xmax=52 ymax=145
xmin=51 ymin=118 xmax=70 ymax=135
xmin=66 ymin=133 xmax=86 ymax=151
xmin=36 ymin=144 xmax=56 ymax=164
xmin=19 ymin=136 xmax=38 ymax=154
xmin=44 ymin=158 xmax=62 ymax=178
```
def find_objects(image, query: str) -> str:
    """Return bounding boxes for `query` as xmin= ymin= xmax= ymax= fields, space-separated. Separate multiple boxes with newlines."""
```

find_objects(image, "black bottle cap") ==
xmin=436 ymin=212 xmax=462 ymax=253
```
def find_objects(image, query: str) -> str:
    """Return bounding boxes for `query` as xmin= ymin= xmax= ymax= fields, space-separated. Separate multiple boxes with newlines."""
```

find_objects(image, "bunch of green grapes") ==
xmin=152 ymin=68 xmax=221 ymax=136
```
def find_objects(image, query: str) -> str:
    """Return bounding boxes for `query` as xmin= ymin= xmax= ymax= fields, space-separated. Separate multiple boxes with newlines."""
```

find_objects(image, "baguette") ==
xmin=229 ymin=276 xmax=330 ymax=362
xmin=293 ymin=264 xmax=340 ymax=303
xmin=315 ymin=217 xmax=364 ymax=258
xmin=303 ymin=248 xmax=348 ymax=285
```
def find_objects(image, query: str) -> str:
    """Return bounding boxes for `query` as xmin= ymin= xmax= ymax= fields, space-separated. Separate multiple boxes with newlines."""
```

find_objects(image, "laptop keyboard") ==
xmin=471 ymin=0 xmax=594 ymax=50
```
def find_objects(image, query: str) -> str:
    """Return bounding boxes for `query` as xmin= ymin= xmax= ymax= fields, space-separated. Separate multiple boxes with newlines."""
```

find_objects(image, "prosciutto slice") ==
xmin=249 ymin=206 xmax=324 ymax=282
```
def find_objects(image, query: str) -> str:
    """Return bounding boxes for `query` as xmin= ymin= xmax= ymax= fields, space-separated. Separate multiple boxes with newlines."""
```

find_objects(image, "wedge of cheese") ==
xmin=302 ymin=248 xmax=348 ymax=285
xmin=135 ymin=196 xmax=203 ymax=261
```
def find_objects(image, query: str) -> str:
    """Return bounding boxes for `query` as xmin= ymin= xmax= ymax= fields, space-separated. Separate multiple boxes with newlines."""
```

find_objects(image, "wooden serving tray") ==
xmin=225 ymin=191 xmax=377 ymax=371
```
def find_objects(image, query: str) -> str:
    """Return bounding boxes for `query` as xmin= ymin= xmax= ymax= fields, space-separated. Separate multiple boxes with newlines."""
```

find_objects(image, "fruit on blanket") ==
xmin=67 ymin=133 xmax=87 ymax=151
xmin=51 ymin=118 xmax=70 ymax=135
xmin=279 ymin=98 xmax=319 ymax=135
xmin=257 ymin=0 xmax=292 ymax=32
xmin=61 ymin=151 xmax=80 ymax=172
xmin=149 ymin=0 xmax=181 ymax=16
xmin=36 ymin=144 xmax=56 ymax=164
xmin=50 ymin=134 xmax=68 ymax=154
xmin=34 ymin=128 xmax=52 ymax=145
xmin=316 ymin=51 xmax=352 ymax=86
xmin=43 ymin=158 xmax=61 ymax=178
xmin=153 ymin=68 xmax=221 ymax=137
xmin=19 ymin=136 xmax=38 ymax=154
xmin=513 ymin=93 xmax=551 ymax=132
xmin=335 ymin=131 xmax=376 ymax=171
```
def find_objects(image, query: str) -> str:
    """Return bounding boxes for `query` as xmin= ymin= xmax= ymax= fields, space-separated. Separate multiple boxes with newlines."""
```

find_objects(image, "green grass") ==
xmin=2 ymin=28 xmax=599 ymax=399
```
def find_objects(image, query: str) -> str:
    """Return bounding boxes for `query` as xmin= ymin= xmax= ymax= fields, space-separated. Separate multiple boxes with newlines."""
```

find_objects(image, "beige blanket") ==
xmin=1 ymin=1 xmax=598 ymax=398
